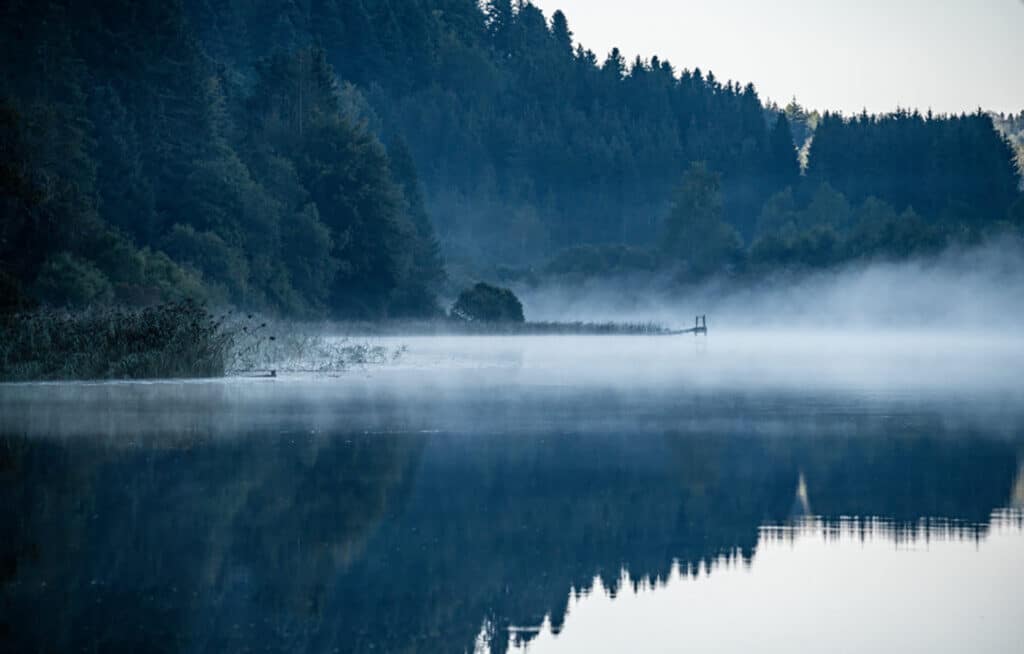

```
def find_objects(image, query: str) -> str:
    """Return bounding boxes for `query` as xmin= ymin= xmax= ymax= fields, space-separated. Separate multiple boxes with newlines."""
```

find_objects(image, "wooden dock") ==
xmin=668 ymin=315 xmax=708 ymax=335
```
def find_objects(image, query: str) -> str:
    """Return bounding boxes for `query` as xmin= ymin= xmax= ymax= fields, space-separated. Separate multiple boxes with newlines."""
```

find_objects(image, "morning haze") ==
xmin=2 ymin=2 xmax=1023 ymax=653
xmin=534 ymin=0 xmax=1024 ymax=115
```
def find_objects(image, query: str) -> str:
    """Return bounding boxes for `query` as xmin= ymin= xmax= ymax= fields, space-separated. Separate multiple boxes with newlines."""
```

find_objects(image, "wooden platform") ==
xmin=667 ymin=316 xmax=708 ymax=335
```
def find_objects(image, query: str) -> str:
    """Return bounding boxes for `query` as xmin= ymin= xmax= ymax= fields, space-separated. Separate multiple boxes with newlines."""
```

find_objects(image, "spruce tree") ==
xmin=769 ymin=114 xmax=800 ymax=191
xmin=550 ymin=10 xmax=573 ymax=55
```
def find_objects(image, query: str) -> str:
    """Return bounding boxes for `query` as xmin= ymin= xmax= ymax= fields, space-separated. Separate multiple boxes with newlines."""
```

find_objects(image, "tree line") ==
xmin=2 ymin=0 xmax=1021 ymax=315
xmin=992 ymin=110 xmax=1024 ymax=179
xmin=1 ymin=1 xmax=443 ymax=318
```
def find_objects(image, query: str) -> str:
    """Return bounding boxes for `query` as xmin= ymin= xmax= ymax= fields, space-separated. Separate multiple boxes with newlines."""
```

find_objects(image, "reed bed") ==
xmin=0 ymin=300 xmax=231 ymax=381
xmin=335 ymin=319 xmax=672 ymax=336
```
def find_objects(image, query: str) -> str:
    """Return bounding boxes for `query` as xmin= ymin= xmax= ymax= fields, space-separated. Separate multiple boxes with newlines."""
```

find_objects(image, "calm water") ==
xmin=2 ymin=333 xmax=1023 ymax=653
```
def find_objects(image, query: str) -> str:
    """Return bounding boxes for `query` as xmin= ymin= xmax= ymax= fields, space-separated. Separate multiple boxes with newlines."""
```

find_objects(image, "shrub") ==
xmin=450 ymin=283 xmax=524 ymax=323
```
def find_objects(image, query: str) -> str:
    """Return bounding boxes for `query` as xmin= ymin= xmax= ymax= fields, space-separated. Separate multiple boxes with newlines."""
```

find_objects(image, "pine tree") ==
xmin=603 ymin=47 xmax=626 ymax=81
xmin=485 ymin=0 xmax=514 ymax=53
xmin=387 ymin=136 xmax=446 ymax=298
xmin=768 ymin=114 xmax=800 ymax=191
xmin=550 ymin=9 xmax=573 ymax=55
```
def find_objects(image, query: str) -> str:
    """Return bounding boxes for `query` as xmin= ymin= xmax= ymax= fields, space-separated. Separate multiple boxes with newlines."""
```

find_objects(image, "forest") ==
xmin=1 ymin=0 xmax=1022 ymax=319
xmin=993 ymin=111 xmax=1024 ymax=176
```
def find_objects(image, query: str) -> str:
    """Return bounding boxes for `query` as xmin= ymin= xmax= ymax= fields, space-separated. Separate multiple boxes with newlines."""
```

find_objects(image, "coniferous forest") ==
xmin=2 ymin=0 xmax=1022 ymax=318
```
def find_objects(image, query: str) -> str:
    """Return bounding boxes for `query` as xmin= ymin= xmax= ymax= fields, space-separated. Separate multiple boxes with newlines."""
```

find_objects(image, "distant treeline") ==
xmin=993 ymin=111 xmax=1024 ymax=178
xmin=2 ymin=1 xmax=1022 ymax=317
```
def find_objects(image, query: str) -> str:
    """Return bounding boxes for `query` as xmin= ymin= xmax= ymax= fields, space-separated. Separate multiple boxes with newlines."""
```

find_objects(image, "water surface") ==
xmin=2 ymin=332 xmax=1022 ymax=653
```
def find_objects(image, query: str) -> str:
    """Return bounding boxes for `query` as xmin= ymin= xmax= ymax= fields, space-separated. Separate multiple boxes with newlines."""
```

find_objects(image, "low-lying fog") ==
xmin=3 ymin=332 xmax=1023 ymax=440
xmin=521 ymin=238 xmax=1024 ymax=330
xmin=3 ymin=240 xmax=1023 ymax=439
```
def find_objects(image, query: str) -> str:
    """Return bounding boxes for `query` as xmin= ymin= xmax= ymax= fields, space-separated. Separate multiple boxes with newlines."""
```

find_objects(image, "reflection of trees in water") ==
xmin=1012 ymin=460 xmax=1024 ymax=509
xmin=0 ymin=429 xmax=1019 ymax=653
xmin=0 ymin=432 xmax=423 ymax=653
xmin=761 ymin=516 xmax=1001 ymax=547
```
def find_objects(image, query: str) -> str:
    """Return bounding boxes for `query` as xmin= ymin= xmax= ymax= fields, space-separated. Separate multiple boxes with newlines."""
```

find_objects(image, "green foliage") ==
xmin=33 ymin=254 xmax=114 ymax=307
xmin=0 ymin=301 xmax=233 ymax=381
xmin=545 ymin=244 xmax=658 ymax=279
xmin=803 ymin=182 xmax=853 ymax=231
xmin=0 ymin=8 xmax=445 ymax=320
xmin=451 ymin=282 xmax=525 ymax=323
xmin=768 ymin=114 xmax=800 ymax=189
xmin=162 ymin=224 xmax=250 ymax=301
xmin=780 ymin=97 xmax=821 ymax=152
xmin=751 ymin=186 xmax=950 ymax=269
xmin=1 ymin=0 xmax=1020 ymax=313
xmin=806 ymin=110 xmax=1020 ymax=224
xmin=196 ymin=0 xmax=801 ymax=252
xmin=750 ymin=225 xmax=842 ymax=270
xmin=0 ymin=271 xmax=36 ymax=314
xmin=991 ymin=110 xmax=1024 ymax=184
xmin=660 ymin=162 xmax=743 ymax=276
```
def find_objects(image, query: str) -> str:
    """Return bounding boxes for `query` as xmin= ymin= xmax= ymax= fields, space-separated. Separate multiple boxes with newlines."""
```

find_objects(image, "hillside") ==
xmin=1 ymin=1 xmax=1021 ymax=317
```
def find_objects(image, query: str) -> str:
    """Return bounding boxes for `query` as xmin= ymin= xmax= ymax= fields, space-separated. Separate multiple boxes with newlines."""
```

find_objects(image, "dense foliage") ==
xmin=0 ymin=301 xmax=231 ymax=380
xmin=806 ymin=111 xmax=1019 ymax=224
xmin=185 ymin=0 xmax=806 ymax=260
xmin=0 ymin=1 xmax=444 ymax=319
xmin=1 ymin=0 xmax=1022 ymax=315
xmin=451 ymin=282 xmax=525 ymax=323
xmin=993 ymin=111 xmax=1024 ymax=181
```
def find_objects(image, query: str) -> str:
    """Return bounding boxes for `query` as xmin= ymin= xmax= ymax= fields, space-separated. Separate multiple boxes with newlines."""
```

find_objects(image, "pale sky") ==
xmin=531 ymin=0 xmax=1024 ymax=115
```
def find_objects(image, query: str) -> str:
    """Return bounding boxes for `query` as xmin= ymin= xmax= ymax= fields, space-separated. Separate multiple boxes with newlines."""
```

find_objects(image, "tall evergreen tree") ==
xmin=550 ymin=10 xmax=573 ymax=56
xmin=768 ymin=113 xmax=801 ymax=191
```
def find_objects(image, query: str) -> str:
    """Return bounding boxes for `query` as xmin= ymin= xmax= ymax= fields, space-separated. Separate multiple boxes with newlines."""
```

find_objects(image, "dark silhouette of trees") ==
xmin=0 ymin=2 xmax=445 ymax=318
xmin=2 ymin=0 xmax=1021 ymax=309
xmin=660 ymin=163 xmax=742 ymax=276
xmin=451 ymin=282 xmax=524 ymax=322
xmin=806 ymin=110 xmax=1019 ymax=225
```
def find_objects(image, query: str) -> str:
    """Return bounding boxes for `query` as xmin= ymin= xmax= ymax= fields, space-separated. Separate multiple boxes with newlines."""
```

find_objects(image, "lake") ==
xmin=2 ymin=332 xmax=1023 ymax=653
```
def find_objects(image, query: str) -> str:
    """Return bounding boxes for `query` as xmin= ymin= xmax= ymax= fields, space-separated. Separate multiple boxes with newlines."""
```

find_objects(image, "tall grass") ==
xmin=225 ymin=317 xmax=404 ymax=374
xmin=333 ymin=319 xmax=673 ymax=336
xmin=0 ymin=301 xmax=232 ymax=381
xmin=0 ymin=302 xmax=407 ymax=381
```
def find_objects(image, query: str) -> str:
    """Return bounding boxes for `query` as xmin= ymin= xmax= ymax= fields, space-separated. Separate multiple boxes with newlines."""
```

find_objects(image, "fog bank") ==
xmin=520 ymin=238 xmax=1024 ymax=330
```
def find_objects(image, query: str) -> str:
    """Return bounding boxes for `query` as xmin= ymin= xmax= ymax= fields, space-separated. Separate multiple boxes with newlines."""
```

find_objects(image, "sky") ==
xmin=531 ymin=0 xmax=1024 ymax=115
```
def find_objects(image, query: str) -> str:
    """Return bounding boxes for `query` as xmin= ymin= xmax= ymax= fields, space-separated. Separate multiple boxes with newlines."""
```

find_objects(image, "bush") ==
xmin=0 ymin=300 xmax=233 ymax=381
xmin=33 ymin=253 xmax=114 ymax=307
xmin=450 ymin=283 xmax=524 ymax=323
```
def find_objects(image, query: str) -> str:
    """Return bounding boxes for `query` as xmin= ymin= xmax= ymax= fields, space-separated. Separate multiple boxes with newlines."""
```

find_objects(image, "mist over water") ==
xmin=3 ymin=328 xmax=1023 ymax=442
xmin=4 ymin=242 xmax=1024 ymax=654
xmin=521 ymin=238 xmax=1024 ymax=330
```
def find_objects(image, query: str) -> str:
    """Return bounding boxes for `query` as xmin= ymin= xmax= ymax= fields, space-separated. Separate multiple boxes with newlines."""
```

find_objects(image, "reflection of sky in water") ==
xmin=505 ymin=514 xmax=1024 ymax=654
xmin=3 ymin=334 xmax=1024 ymax=653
